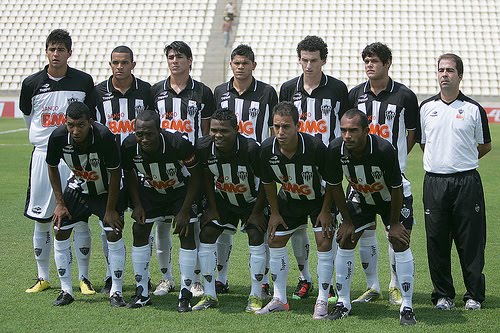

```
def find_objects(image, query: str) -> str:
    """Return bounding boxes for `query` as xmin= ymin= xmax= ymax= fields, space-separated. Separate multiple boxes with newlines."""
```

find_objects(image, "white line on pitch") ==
xmin=0 ymin=128 xmax=27 ymax=134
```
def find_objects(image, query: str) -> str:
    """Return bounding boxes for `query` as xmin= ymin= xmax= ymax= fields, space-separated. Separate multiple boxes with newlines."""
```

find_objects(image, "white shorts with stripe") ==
xmin=24 ymin=148 xmax=71 ymax=221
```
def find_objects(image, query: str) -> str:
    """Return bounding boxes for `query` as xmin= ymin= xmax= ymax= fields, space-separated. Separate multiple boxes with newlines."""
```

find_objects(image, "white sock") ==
xmin=316 ymin=248 xmax=334 ymax=302
xmin=155 ymin=222 xmax=173 ymax=281
xmin=262 ymin=234 xmax=270 ymax=284
xmin=388 ymin=239 xmax=399 ymax=289
xmin=395 ymin=248 xmax=414 ymax=311
xmin=179 ymin=248 xmax=197 ymax=297
xmin=73 ymin=223 xmax=91 ymax=280
xmin=100 ymin=227 xmax=111 ymax=278
xmin=193 ymin=219 xmax=201 ymax=284
xmin=54 ymin=238 xmax=73 ymax=295
xmin=108 ymin=238 xmax=126 ymax=295
xmin=359 ymin=229 xmax=380 ymax=292
xmin=336 ymin=248 xmax=355 ymax=310
xmin=33 ymin=221 xmax=52 ymax=281
xmin=132 ymin=245 xmax=150 ymax=296
xmin=269 ymin=247 xmax=289 ymax=304
xmin=291 ymin=228 xmax=312 ymax=282
xmin=249 ymin=244 xmax=266 ymax=297
xmin=216 ymin=232 xmax=233 ymax=284
xmin=198 ymin=242 xmax=217 ymax=298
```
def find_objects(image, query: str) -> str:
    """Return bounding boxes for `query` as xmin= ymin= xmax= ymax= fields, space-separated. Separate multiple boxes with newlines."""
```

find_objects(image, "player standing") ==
xmin=20 ymin=29 xmax=95 ymax=295
xmin=213 ymin=44 xmax=277 ymax=296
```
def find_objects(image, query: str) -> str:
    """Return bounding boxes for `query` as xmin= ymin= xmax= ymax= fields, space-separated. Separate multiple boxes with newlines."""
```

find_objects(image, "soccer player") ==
xmin=324 ymin=108 xmax=416 ymax=325
xmin=151 ymin=40 xmax=215 ymax=296
xmin=95 ymin=45 xmax=153 ymax=294
xmin=46 ymin=101 xmax=126 ymax=307
xmin=19 ymin=29 xmax=95 ymax=295
xmin=420 ymin=54 xmax=491 ymax=310
xmin=193 ymin=108 xmax=268 ymax=312
xmin=213 ymin=44 xmax=278 ymax=296
xmin=279 ymin=35 xmax=348 ymax=301
xmin=121 ymin=110 xmax=200 ymax=310
xmin=347 ymin=42 xmax=419 ymax=305
xmin=256 ymin=102 xmax=336 ymax=319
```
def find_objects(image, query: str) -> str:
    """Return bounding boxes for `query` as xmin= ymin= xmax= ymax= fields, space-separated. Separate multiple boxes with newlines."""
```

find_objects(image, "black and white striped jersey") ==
xmin=214 ymin=77 xmax=278 ymax=143
xmin=94 ymin=75 xmax=153 ymax=144
xmin=19 ymin=65 xmax=95 ymax=150
xmin=279 ymin=73 xmax=349 ymax=146
xmin=196 ymin=134 xmax=261 ymax=208
xmin=121 ymin=130 xmax=197 ymax=195
xmin=348 ymin=78 xmax=419 ymax=173
xmin=46 ymin=122 xmax=120 ymax=196
xmin=260 ymin=132 xmax=326 ymax=201
xmin=325 ymin=134 xmax=402 ymax=206
xmin=151 ymin=76 xmax=215 ymax=144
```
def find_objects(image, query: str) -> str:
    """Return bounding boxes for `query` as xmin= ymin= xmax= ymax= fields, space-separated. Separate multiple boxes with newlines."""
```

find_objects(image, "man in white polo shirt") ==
xmin=419 ymin=53 xmax=491 ymax=311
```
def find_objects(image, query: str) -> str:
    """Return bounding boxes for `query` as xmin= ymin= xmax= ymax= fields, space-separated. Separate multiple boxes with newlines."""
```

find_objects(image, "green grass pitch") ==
xmin=0 ymin=118 xmax=498 ymax=332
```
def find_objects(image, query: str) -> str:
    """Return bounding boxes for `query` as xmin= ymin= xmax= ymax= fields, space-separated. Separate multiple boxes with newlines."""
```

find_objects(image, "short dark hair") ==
xmin=272 ymin=101 xmax=299 ymax=125
xmin=46 ymin=29 xmax=72 ymax=51
xmin=111 ymin=45 xmax=134 ymax=62
xmin=231 ymin=44 xmax=255 ymax=62
xmin=362 ymin=42 xmax=392 ymax=65
xmin=66 ymin=101 xmax=91 ymax=120
xmin=164 ymin=41 xmax=193 ymax=59
xmin=438 ymin=53 xmax=464 ymax=77
xmin=211 ymin=108 xmax=237 ymax=129
xmin=341 ymin=108 xmax=369 ymax=129
xmin=296 ymin=35 xmax=328 ymax=60
xmin=136 ymin=109 xmax=161 ymax=130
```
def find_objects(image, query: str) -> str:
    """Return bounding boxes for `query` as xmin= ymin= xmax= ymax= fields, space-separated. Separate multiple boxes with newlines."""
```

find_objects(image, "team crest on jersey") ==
xmin=269 ymin=155 xmax=280 ymax=165
xmin=237 ymin=171 xmax=248 ymax=181
xmin=385 ymin=109 xmax=396 ymax=120
xmin=401 ymin=207 xmax=411 ymax=219
xmin=371 ymin=169 xmax=383 ymax=180
xmin=292 ymin=92 xmax=302 ymax=102
xmin=358 ymin=94 xmax=369 ymax=103
xmin=67 ymin=96 xmax=79 ymax=105
xmin=248 ymin=107 xmax=259 ymax=118
xmin=187 ymin=100 xmax=198 ymax=116
xmin=89 ymin=153 xmax=100 ymax=168
xmin=302 ymin=171 xmax=313 ymax=181
xmin=135 ymin=104 xmax=145 ymax=114
xmin=166 ymin=168 xmax=177 ymax=177
xmin=63 ymin=145 xmax=74 ymax=154
xmin=39 ymin=83 xmax=51 ymax=93
xmin=321 ymin=104 xmax=332 ymax=115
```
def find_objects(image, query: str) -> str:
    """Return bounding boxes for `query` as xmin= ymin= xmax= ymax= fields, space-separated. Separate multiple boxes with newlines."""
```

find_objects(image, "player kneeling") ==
xmin=193 ymin=108 xmax=268 ymax=312
xmin=121 ymin=110 xmax=201 ymax=310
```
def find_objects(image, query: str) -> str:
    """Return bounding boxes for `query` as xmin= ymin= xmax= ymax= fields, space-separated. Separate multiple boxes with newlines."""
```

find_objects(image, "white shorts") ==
xmin=24 ymin=148 xmax=71 ymax=221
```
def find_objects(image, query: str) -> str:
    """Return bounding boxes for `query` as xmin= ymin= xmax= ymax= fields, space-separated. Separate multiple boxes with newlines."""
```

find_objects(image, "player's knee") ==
xmin=247 ymin=228 xmax=264 ymax=246
xmin=390 ymin=239 xmax=409 ymax=252
xmin=54 ymin=228 xmax=71 ymax=241
xmin=105 ymin=231 xmax=122 ymax=242
xmin=132 ymin=222 xmax=152 ymax=247
xmin=199 ymin=224 xmax=221 ymax=244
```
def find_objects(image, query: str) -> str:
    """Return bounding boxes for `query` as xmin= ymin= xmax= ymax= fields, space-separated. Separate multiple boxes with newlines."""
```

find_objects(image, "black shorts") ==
xmin=138 ymin=186 xmax=197 ymax=223
xmin=346 ymin=195 xmax=414 ymax=233
xmin=209 ymin=195 xmax=269 ymax=234
xmin=58 ymin=187 xmax=125 ymax=230
xmin=274 ymin=189 xmax=326 ymax=235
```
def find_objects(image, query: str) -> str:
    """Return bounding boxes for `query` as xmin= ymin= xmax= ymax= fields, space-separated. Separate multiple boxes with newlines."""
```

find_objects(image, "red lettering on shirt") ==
xmin=73 ymin=169 xmax=99 ymax=181
xmin=349 ymin=181 xmax=384 ymax=193
xmin=369 ymin=124 xmax=390 ymax=139
xmin=147 ymin=178 xmax=177 ymax=189
xmin=281 ymin=182 xmax=312 ymax=195
xmin=299 ymin=120 xmax=327 ymax=134
xmin=162 ymin=119 xmax=193 ymax=133
xmin=108 ymin=119 xmax=135 ymax=134
xmin=42 ymin=113 xmax=66 ymax=127
xmin=215 ymin=181 xmax=247 ymax=193
xmin=238 ymin=120 xmax=255 ymax=135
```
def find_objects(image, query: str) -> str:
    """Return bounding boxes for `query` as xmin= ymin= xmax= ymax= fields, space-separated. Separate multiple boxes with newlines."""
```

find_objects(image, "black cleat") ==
xmin=177 ymin=288 xmax=193 ymax=312
xmin=327 ymin=302 xmax=351 ymax=320
xmin=109 ymin=291 xmax=127 ymax=307
xmin=400 ymin=306 xmax=417 ymax=325
xmin=54 ymin=291 xmax=74 ymax=306
xmin=101 ymin=276 xmax=112 ymax=294
xmin=215 ymin=280 xmax=229 ymax=294
xmin=127 ymin=286 xmax=152 ymax=308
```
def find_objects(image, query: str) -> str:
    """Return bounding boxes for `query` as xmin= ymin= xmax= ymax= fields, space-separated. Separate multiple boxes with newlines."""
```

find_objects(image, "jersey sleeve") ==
xmin=278 ymin=81 xmax=291 ymax=102
xmin=120 ymin=137 xmax=135 ymax=172
xmin=103 ymin=131 xmax=121 ymax=170
xmin=83 ymin=76 xmax=96 ymax=116
xmin=176 ymin=132 xmax=198 ymax=168
xmin=259 ymin=143 xmax=274 ymax=184
xmin=477 ymin=104 xmax=492 ymax=144
xmin=46 ymin=130 xmax=63 ymax=166
xmin=403 ymin=89 xmax=420 ymax=131
xmin=347 ymin=87 xmax=358 ymax=110
xmin=324 ymin=140 xmax=344 ymax=185
xmin=337 ymin=81 xmax=350 ymax=120
xmin=201 ymin=85 xmax=216 ymax=119
xmin=267 ymin=86 xmax=279 ymax=127
xmin=19 ymin=78 xmax=34 ymax=116
xmin=384 ymin=143 xmax=403 ymax=188
xmin=248 ymin=140 xmax=262 ymax=177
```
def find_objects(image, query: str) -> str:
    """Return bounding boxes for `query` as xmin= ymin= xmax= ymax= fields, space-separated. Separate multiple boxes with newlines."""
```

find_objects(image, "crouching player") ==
xmin=193 ymin=108 xmax=268 ymax=312
xmin=47 ymin=101 xmax=126 ymax=306
xmin=324 ymin=109 xmax=416 ymax=325
xmin=121 ymin=109 xmax=200 ymax=310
